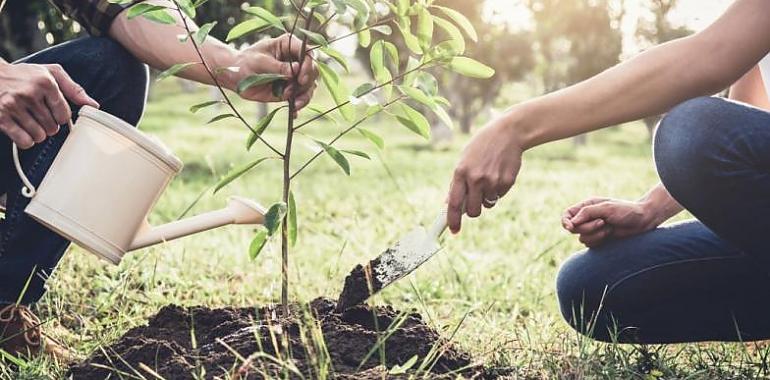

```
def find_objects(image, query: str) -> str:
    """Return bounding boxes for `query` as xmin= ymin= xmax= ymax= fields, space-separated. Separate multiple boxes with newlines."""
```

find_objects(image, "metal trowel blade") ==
xmin=336 ymin=209 xmax=448 ymax=311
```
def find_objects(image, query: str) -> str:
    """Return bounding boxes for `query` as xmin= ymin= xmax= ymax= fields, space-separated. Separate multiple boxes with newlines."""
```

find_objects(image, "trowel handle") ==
xmin=12 ymin=120 xmax=74 ymax=199
xmin=428 ymin=209 xmax=449 ymax=239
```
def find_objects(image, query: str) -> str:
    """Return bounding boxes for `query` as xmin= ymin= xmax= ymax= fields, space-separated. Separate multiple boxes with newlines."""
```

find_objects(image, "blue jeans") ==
xmin=0 ymin=37 xmax=148 ymax=304
xmin=557 ymin=97 xmax=770 ymax=343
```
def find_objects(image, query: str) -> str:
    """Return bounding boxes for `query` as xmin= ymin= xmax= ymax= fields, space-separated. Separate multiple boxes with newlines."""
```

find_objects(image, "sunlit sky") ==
xmin=485 ymin=0 xmax=734 ymax=54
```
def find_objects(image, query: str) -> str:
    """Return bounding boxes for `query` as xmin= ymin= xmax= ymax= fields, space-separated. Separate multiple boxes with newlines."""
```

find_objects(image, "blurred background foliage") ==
xmin=0 ymin=0 xmax=692 ymax=137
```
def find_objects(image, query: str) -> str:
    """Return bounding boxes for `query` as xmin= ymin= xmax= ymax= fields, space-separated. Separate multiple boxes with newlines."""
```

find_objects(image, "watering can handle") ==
xmin=12 ymin=119 xmax=74 ymax=199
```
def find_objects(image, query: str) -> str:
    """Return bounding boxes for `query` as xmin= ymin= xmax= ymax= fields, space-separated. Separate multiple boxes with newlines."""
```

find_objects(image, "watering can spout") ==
xmin=129 ymin=196 xmax=266 ymax=251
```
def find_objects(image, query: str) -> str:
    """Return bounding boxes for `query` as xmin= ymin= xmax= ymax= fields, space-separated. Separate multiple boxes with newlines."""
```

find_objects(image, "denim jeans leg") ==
xmin=0 ymin=37 xmax=148 ymax=304
xmin=655 ymin=97 xmax=770 ymax=265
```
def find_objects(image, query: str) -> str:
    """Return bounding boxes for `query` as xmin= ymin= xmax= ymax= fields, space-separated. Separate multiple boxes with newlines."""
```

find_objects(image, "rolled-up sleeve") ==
xmin=48 ymin=0 xmax=143 ymax=36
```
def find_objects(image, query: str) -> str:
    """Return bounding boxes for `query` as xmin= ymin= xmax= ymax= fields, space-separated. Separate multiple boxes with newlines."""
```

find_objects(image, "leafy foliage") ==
xmin=111 ymin=0 xmax=494 ymax=312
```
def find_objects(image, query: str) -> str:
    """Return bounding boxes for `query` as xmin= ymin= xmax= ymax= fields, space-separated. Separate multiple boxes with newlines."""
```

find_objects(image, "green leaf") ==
xmin=389 ymin=355 xmax=419 ymax=375
xmin=433 ymin=5 xmax=478 ymax=42
xmin=297 ymin=28 xmax=328 ymax=46
xmin=226 ymin=18 xmax=270 ymax=42
xmin=403 ymin=57 xmax=421 ymax=87
xmin=288 ymin=191 xmax=297 ymax=247
xmin=433 ymin=105 xmax=454 ymax=129
xmin=320 ymin=47 xmax=350 ymax=73
xmin=342 ymin=150 xmax=371 ymax=160
xmin=397 ymin=0 xmax=409 ymax=15
xmin=358 ymin=128 xmax=384 ymax=149
xmin=397 ymin=21 xmax=422 ymax=55
xmin=433 ymin=16 xmax=465 ymax=55
xmin=315 ymin=140 xmax=351 ymax=175
xmin=207 ymin=113 xmax=237 ymax=124
xmin=371 ymin=25 xmax=393 ymax=35
xmin=248 ymin=229 xmax=269 ymax=260
xmin=189 ymin=100 xmax=222 ymax=113
xmin=127 ymin=3 xmax=176 ymax=24
xmin=156 ymin=62 xmax=197 ymax=81
xmin=176 ymin=0 xmax=196 ymax=18
xmin=237 ymin=74 xmax=287 ymax=94
xmin=247 ymin=107 xmax=284 ymax=150
xmin=383 ymin=42 xmax=400 ymax=70
xmin=214 ymin=157 xmax=271 ymax=193
xmin=416 ymin=6 xmax=434 ymax=51
xmin=398 ymin=86 xmax=435 ymax=109
xmin=317 ymin=61 xmax=355 ymax=122
xmin=447 ymin=57 xmax=495 ymax=79
xmin=395 ymin=104 xmax=431 ymax=139
xmin=370 ymin=41 xmax=385 ymax=80
xmin=308 ymin=105 xmax=339 ymax=124
xmin=415 ymin=72 xmax=439 ymax=96
xmin=353 ymin=83 xmax=375 ymax=98
xmin=194 ymin=22 xmax=217 ymax=45
xmin=358 ymin=29 xmax=372 ymax=48
xmin=244 ymin=6 xmax=285 ymax=31
xmin=264 ymin=202 xmax=288 ymax=236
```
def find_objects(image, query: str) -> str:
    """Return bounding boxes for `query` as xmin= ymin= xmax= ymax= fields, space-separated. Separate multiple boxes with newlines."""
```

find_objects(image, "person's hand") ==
xmin=230 ymin=34 xmax=318 ymax=111
xmin=562 ymin=197 xmax=661 ymax=248
xmin=447 ymin=116 xmax=524 ymax=234
xmin=0 ymin=62 xmax=99 ymax=149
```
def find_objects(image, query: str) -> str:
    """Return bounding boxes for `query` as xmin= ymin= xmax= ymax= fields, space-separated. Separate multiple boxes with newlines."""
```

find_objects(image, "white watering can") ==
xmin=11 ymin=106 xmax=266 ymax=265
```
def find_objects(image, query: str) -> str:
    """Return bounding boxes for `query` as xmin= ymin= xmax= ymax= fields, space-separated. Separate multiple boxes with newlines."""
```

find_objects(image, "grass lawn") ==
xmin=6 ymin=81 xmax=770 ymax=379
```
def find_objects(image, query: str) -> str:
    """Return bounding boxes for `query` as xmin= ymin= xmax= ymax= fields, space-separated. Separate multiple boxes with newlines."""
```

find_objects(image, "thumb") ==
xmin=46 ymin=65 xmax=99 ymax=108
xmin=571 ymin=203 xmax=611 ymax=226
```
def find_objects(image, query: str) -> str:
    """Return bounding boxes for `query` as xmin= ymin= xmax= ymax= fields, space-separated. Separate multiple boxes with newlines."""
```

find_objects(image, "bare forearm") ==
xmin=509 ymin=0 xmax=770 ymax=150
xmin=640 ymin=184 xmax=684 ymax=226
xmin=108 ymin=0 xmax=240 ymax=89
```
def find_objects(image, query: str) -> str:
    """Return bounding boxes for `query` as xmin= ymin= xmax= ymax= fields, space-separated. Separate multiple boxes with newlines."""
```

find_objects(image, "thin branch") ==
xmin=307 ymin=17 xmax=395 ymax=53
xmin=170 ymin=1 xmax=283 ymax=157
xmin=294 ymin=61 xmax=430 ymax=131
xmin=280 ymin=0 xmax=311 ymax=317
xmin=290 ymin=96 xmax=404 ymax=179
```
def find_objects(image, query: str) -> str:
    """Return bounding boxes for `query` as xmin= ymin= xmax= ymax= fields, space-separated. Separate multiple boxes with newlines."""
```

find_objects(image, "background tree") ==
xmin=526 ymin=0 xmax=624 ymax=145
xmin=636 ymin=0 xmax=692 ymax=136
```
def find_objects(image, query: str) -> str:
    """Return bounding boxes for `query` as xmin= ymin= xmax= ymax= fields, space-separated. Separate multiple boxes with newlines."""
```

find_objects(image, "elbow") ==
xmin=684 ymin=34 xmax=759 ymax=96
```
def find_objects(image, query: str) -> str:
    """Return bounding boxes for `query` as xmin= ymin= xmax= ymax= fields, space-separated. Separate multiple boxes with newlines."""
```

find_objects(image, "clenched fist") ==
xmin=0 ymin=62 xmax=98 ymax=149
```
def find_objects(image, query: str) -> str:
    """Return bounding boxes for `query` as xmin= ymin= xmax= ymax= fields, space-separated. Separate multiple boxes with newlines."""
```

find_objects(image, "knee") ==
xmin=74 ymin=38 xmax=148 ymax=125
xmin=653 ymin=97 xmax=729 ymax=203
xmin=556 ymin=251 xmax=614 ymax=341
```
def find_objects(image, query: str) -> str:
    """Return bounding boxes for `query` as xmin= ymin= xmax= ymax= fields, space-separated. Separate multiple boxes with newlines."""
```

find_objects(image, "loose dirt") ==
xmin=69 ymin=298 xmax=497 ymax=379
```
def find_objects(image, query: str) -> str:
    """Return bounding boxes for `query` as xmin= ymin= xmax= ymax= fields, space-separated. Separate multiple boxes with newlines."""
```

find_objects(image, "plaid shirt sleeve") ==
xmin=48 ymin=0 xmax=143 ymax=36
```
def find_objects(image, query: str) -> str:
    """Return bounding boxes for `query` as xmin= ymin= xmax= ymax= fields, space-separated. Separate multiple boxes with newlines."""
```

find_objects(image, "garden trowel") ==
xmin=336 ymin=209 xmax=448 ymax=311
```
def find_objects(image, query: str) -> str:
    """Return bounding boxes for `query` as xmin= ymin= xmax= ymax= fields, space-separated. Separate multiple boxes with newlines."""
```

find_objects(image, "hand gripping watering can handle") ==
xmin=12 ymin=119 xmax=74 ymax=199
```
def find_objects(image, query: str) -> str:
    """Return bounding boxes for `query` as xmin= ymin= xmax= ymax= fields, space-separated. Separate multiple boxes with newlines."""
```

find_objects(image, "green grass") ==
xmin=6 ymin=81 xmax=770 ymax=379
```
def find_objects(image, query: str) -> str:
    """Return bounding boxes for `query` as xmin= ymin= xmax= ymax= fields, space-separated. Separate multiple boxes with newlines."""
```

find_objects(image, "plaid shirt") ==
xmin=49 ymin=0 xmax=142 ymax=36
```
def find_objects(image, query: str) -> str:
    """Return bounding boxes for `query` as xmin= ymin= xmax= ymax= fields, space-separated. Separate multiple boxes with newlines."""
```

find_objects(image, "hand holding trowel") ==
xmin=336 ymin=209 xmax=448 ymax=311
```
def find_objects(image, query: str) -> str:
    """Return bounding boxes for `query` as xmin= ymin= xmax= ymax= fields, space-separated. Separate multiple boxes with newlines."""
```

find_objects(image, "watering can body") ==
xmin=13 ymin=106 xmax=265 ymax=265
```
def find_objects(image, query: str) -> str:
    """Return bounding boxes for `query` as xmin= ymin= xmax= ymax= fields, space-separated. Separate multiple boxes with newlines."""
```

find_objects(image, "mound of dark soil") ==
xmin=69 ymin=298 xmax=492 ymax=379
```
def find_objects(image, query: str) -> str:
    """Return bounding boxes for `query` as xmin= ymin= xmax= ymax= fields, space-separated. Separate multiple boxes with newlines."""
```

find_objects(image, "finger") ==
xmin=465 ymin=180 xmax=484 ymax=218
xmin=29 ymin=104 xmax=59 ymax=136
xmin=12 ymin=111 xmax=46 ymax=143
xmin=295 ymin=89 xmax=314 ymax=110
xmin=44 ymin=88 xmax=72 ymax=126
xmin=566 ymin=198 xmax=607 ymax=219
xmin=562 ymin=211 xmax=575 ymax=231
xmin=278 ymin=34 xmax=304 ymax=61
xmin=46 ymin=65 xmax=99 ymax=108
xmin=447 ymin=175 xmax=467 ymax=234
xmin=572 ymin=218 xmax=606 ymax=235
xmin=579 ymin=226 xmax=614 ymax=248
xmin=482 ymin=189 xmax=499 ymax=209
xmin=1 ymin=120 xmax=34 ymax=149
xmin=571 ymin=203 xmax=611 ymax=226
